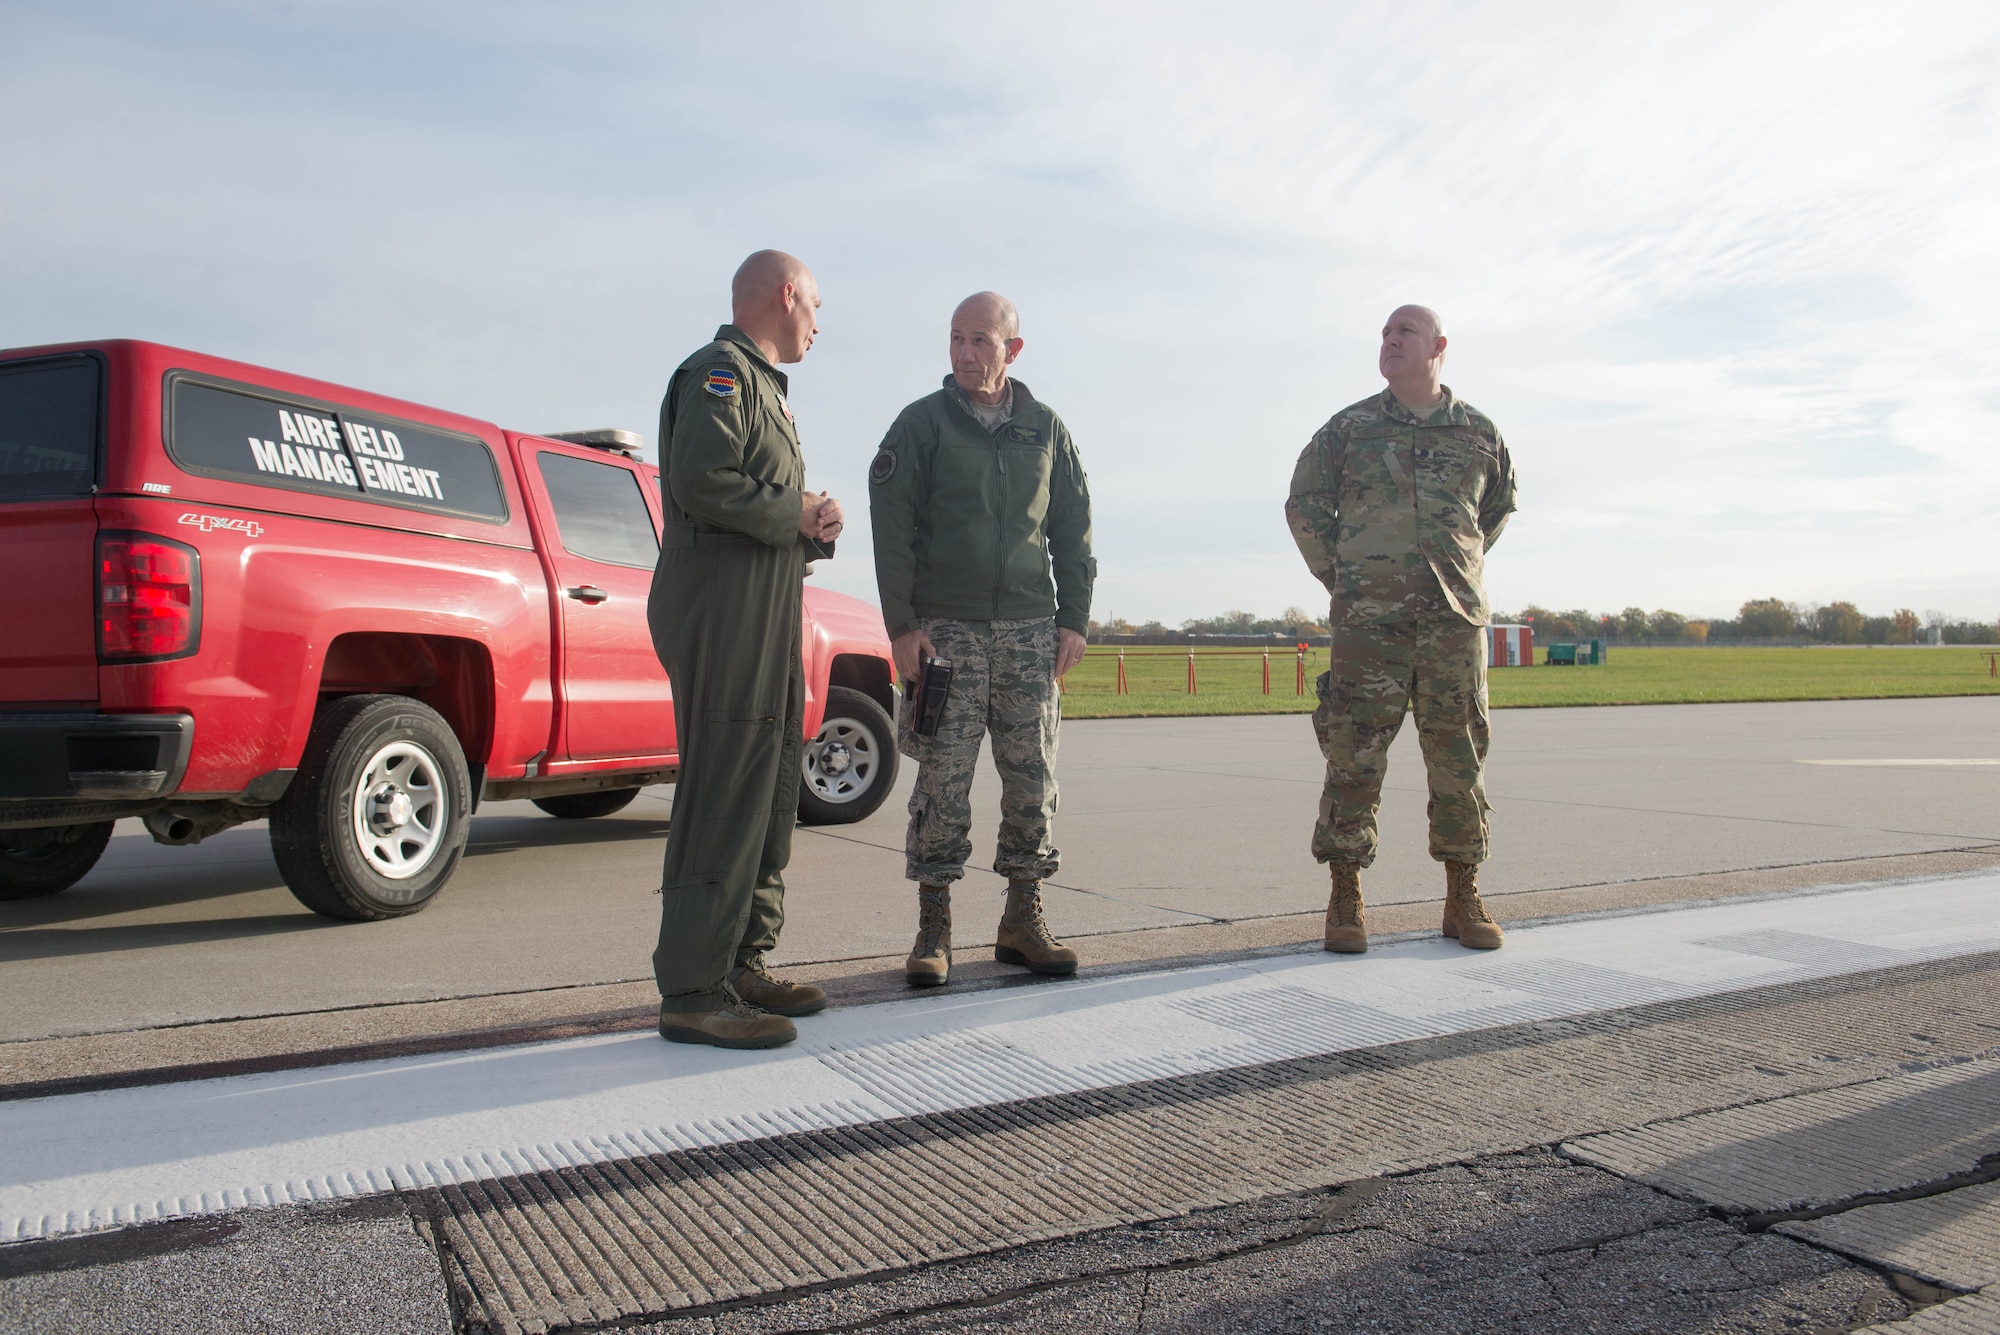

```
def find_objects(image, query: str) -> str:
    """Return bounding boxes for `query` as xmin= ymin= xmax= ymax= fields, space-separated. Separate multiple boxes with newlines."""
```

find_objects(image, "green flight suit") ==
xmin=647 ymin=324 xmax=819 ymax=1012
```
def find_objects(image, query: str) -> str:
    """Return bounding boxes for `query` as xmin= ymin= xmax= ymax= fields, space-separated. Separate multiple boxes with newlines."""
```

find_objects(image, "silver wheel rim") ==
xmin=349 ymin=740 xmax=448 ymax=879
xmin=803 ymin=715 xmax=881 ymax=807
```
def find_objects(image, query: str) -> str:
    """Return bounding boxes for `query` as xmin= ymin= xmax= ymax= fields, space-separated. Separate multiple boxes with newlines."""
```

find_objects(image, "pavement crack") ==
xmin=609 ymin=1178 xmax=1389 ymax=1335
xmin=1531 ymin=1218 xmax=1692 ymax=1258
xmin=408 ymin=1193 xmax=474 ymax=1335
xmin=0 ymin=1215 xmax=242 ymax=1279
xmin=1038 ymin=879 xmax=1225 ymax=923
xmin=1729 ymin=1150 xmax=2000 ymax=1232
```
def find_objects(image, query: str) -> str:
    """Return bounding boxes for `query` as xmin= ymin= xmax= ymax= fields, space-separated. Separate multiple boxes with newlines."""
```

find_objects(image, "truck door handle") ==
xmin=566 ymin=585 xmax=609 ymax=604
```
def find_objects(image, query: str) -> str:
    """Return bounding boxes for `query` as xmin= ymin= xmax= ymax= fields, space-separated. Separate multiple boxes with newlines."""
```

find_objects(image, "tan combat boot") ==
xmin=1442 ymin=860 xmax=1504 ymax=949
xmin=906 ymin=883 xmax=952 ymax=988
xmin=658 ymin=988 xmax=797 ymax=1049
xmin=726 ymin=955 xmax=827 ymax=1016
xmin=995 ymin=880 xmax=1078 ymax=975
xmin=1324 ymin=862 xmax=1368 ymax=954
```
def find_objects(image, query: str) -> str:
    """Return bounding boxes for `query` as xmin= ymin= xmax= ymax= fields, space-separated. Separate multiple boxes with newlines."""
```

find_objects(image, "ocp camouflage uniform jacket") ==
xmin=1286 ymin=386 xmax=1517 ymax=626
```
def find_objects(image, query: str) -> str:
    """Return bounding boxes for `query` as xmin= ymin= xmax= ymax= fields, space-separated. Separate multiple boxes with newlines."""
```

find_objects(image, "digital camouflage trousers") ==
xmin=900 ymin=617 xmax=1061 ymax=885
xmin=1312 ymin=612 xmax=1490 ymax=867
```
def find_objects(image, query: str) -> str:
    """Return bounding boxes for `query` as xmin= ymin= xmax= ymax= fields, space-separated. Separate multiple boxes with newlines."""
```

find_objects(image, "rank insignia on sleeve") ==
xmin=704 ymin=369 xmax=738 ymax=397
xmin=869 ymin=448 xmax=897 ymax=484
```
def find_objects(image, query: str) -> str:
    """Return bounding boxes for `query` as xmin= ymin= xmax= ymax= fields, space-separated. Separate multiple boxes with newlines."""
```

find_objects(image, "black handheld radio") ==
xmin=908 ymin=656 xmax=953 ymax=737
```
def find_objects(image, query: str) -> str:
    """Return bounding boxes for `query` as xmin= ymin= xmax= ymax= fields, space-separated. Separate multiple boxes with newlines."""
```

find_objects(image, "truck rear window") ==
xmin=167 ymin=378 xmax=508 ymax=521
xmin=0 ymin=356 xmax=100 ymax=500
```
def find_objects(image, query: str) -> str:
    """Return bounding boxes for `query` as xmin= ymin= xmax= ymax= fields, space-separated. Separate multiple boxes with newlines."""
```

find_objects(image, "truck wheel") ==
xmin=532 ymin=788 xmax=641 ymax=819
xmin=0 ymin=822 xmax=115 ymax=900
xmin=270 ymin=694 xmax=472 ymax=921
xmin=797 ymin=685 xmax=897 ymax=825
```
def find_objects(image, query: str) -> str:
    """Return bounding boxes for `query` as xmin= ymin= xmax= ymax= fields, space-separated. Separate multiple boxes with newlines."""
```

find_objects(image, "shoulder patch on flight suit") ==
xmin=704 ymin=368 xmax=739 ymax=397
xmin=869 ymin=448 xmax=898 ymax=485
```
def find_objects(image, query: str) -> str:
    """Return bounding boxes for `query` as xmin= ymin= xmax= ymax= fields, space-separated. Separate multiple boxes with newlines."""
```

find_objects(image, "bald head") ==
xmin=953 ymin=291 xmax=1020 ymax=340
xmin=1379 ymin=304 xmax=1448 ymax=405
xmin=731 ymin=250 xmax=810 ymax=314
xmin=729 ymin=250 xmax=820 ymax=364
xmin=1391 ymin=304 xmax=1445 ymax=340
xmin=949 ymin=291 xmax=1024 ymax=405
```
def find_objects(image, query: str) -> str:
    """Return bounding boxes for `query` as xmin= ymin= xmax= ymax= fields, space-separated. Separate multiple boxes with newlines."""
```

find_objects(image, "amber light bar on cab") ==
xmin=96 ymin=530 xmax=203 ymax=662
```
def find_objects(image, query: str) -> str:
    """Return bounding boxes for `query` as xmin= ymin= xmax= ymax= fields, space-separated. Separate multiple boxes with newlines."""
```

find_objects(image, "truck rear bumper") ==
xmin=0 ymin=712 xmax=194 ymax=802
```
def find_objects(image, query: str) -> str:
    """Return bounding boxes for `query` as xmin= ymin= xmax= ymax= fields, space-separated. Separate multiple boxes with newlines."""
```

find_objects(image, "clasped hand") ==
xmin=799 ymin=490 xmax=844 ymax=542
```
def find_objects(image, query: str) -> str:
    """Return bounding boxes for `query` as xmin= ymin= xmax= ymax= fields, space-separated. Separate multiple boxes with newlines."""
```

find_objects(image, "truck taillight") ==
xmin=97 ymin=531 xmax=202 ymax=662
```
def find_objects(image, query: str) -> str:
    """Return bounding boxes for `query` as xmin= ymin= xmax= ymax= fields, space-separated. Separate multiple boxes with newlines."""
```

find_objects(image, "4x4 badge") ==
xmin=178 ymin=512 xmax=265 ymax=538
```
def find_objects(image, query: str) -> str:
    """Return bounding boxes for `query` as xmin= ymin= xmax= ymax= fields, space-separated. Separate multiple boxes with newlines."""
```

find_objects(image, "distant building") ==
xmin=1489 ymin=624 xmax=1533 ymax=667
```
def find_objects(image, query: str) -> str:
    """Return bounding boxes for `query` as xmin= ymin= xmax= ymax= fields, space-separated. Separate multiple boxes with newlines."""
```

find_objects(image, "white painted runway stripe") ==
xmin=1796 ymin=758 xmax=2000 ymax=766
xmin=4 ymin=875 xmax=1997 ymax=1242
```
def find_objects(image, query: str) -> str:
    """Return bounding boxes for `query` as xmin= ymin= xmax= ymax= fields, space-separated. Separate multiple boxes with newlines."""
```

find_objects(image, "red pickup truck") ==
xmin=0 ymin=340 xmax=898 ymax=919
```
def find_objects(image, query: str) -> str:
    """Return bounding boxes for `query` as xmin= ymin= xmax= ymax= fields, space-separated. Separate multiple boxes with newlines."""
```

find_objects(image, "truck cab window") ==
xmin=0 ymin=357 xmax=99 ymax=500
xmin=537 ymin=451 xmax=660 ymax=569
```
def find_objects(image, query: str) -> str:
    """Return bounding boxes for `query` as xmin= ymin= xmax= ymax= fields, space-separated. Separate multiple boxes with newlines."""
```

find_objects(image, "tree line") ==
xmin=1499 ymin=599 xmax=1999 ymax=645
xmin=1090 ymin=600 xmax=2000 ymax=645
xmin=1092 ymin=608 xmax=1330 ymax=638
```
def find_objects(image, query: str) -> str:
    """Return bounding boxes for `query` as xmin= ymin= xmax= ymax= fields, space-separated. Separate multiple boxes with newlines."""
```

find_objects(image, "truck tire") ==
xmin=532 ymin=788 xmax=641 ymax=819
xmin=797 ymin=685 xmax=898 ymax=826
xmin=0 ymin=822 xmax=115 ymax=900
xmin=269 ymin=694 xmax=472 ymax=921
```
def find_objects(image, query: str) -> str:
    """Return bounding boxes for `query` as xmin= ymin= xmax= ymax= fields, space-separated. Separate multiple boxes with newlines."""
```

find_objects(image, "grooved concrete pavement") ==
xmin=634 ymin=1153 xmax=1916 ymax=1335
xmin=1859 ymin=1291 xmax=2000 ymax=1334
xmin=1780 ymin=1179 xmax=2000 ymax=1290
xmin=1564 ymin=1060 xmax=2000 ymax=1214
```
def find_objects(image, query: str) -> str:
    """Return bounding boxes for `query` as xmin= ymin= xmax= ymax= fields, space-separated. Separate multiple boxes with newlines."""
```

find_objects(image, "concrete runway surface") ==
xmin=3 ymin=696 xmax=1997 ymax=1041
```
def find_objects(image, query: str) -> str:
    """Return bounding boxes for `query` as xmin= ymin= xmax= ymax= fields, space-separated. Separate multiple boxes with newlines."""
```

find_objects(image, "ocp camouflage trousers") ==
xmin=901 ymin=617 xmax=1061 ymax=885
xmin=1312 ymin=614 xmax=1490 ymax=867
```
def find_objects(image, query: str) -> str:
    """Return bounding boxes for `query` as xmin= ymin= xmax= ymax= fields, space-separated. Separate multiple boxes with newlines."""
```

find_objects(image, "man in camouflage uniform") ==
xmin=649 ymin=250 xmax=845 ymax=1050
xmin=1286 ymin=305 xmax=1517 ymax=954
xmin=869 ymin=291 xmax=1095 ymax=987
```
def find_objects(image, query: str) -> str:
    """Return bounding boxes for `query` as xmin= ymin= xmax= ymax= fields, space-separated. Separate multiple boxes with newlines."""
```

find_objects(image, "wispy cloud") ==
xmin=3 ymin=1 xmax=1995 ymax=622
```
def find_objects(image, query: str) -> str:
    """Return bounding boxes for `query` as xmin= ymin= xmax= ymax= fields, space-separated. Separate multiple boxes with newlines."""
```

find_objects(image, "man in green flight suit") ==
xmin=869 ymin=291 xmax=1095 ymax=988
xmin=1286 ymin=305 xmax=1517 ymax=955
xmin=649 ymin=250 xmax=845 ymax=1050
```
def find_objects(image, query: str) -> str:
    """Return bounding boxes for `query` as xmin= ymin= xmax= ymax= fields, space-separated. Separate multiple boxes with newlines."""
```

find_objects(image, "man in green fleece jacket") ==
xmin=868 ymin=291 xmax=1095 ymax=988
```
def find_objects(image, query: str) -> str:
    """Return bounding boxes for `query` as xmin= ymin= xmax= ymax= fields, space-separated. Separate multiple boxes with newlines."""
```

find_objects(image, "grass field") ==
xmin=1058 ymin=645 xmax=2000 ymax=719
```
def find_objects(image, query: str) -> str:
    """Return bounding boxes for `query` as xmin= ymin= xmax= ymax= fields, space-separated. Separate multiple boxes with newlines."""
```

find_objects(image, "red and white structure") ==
xmin=1488 ymin=623 xmax=1533 ymax=667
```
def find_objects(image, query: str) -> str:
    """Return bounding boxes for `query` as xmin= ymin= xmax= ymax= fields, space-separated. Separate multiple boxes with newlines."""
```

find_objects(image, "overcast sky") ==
xmin=4 ymin=1 xmax=1996 ymax=624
